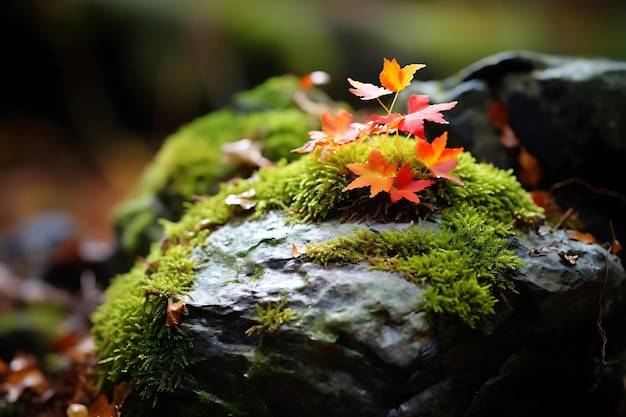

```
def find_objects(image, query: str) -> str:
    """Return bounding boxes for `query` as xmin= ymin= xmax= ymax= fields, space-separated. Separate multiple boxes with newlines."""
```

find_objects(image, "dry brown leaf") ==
xmin=166 ymin=297 xmax=185 ymax=327
xmin=518 ymin=146 xmax=543 ymax=188
xmin=567 ymin=230 xmax=600 ymax=244
xmin=87 ymin=394 xmax=118 ymax=417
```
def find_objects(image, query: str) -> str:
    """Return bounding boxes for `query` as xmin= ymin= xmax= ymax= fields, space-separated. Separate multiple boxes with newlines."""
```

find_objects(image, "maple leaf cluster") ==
xmin=292 ymin=58 xmax=463 ymax=204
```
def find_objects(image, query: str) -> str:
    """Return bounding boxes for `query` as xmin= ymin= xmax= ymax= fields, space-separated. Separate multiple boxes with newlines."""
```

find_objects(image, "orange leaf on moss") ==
xmin=379 ymin=58 xmax=425 ymax=93
xmin=342 ymin=148 xmax=397 ymax=197
xmin=415 ymin=132 xmax=464 ymax=186
xmin=292 ymin=109 xmax=363 ymax=154
xmin=389 ymin=163 xmax=436 ymax=203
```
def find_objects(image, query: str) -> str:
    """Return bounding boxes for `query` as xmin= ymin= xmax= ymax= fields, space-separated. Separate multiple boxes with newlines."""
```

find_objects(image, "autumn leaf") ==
xmin=342 ymin=148 xmax=397 ymax=197
xmin=518 ymin=146 xmax=543 ymax=189
xmin=292 ymin=109 xmax=364 ymax=154
xmin=415 ymin=132 xmax=464 ymax=186
xmin=399 ymin=94 xmax=457 ymax=138
xmin=487 ymin=101 xmax=520 ymax=148
xmin=367 ymin=94 xmax=457 ymax=139
xmin=347 ymin=78 xmax=393 ymax=100
xmin=166 ymin=296 xmax=185 ymax=327
xmin=566 ymin=229 xmax=600 ymax=244
xmin=299 ymin=70 xmax=330 ymax=90
xmin=88 ymin=394 xmax=119 ymax=417
xmin=379 ymin=58 xmax=425 ymax=93
xmin=389 ymin=163 xmax=436 ymax=203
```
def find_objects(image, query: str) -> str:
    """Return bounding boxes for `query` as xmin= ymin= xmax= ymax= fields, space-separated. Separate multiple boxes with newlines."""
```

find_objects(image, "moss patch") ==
xmin=113 ymin=75 xmax=333 ymax=255
xmin=304 ymin=205 xmax=524 ymax=327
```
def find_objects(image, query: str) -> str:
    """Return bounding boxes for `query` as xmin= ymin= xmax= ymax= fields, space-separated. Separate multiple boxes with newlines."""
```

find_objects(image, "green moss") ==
xmin=252 ymin=266 xmax=265 ymax=282
xmin=254 ymin=155 xmax=350 ymax=222
xmin=305 ymin=205 xmax=525 ymax=327
xmin=113 ymin=75 xmax=331 ymax=256
xmin=91 ymin=244 xmax=196 ymax=406
xmin=439 ymin=152 xmax=542 ymax=229
xmin=245 ymin=297 xmax=295 ymax=344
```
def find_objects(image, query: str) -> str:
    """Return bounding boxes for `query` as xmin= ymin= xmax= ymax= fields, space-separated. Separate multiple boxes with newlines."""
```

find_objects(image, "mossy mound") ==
xmin=92 ymin=129 xmax=543 ymax=411
xmin=112 ymin=75 xmax=337 ymax=259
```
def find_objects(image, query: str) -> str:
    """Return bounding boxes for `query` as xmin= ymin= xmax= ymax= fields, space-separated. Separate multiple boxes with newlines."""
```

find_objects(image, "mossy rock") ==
xmin=90 ymin=126 xmax=572 ymax=415
xmin=111 ymin=74 xmax=338 ymax=261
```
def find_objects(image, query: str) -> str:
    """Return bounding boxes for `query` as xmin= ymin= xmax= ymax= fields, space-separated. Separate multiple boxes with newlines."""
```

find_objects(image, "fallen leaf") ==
xmin=1 ymin=353 xmax=50 ymax=403
xmin=389 ymin=163 xmax=435 ymax=203
xmin=609 ymin=219 xmax=623 ymax=255
xmin=88 ymin=394 xmax=118 ymax=417
xmin=291 ymin=243 xmax=303 ymax=258
xmin=292 ymin=109 xmax=364 ymax=155
xmin=558 ymin=251 xmax=579 ymax=266
xmin=414 ymin=132 xmax=464 ymax=186
xmin=224 ymin=189 xmax=256 ymax=210
xmin=166 ymin=297 xmax=186 ymax=327
xmin=529 ymin=190 xmax=549 ymax=208
xmin=567 ymin=230 xmax=600 ymax=244
xmin=518 ymin=146 xmax=543 ymax=188
xmin=342 ymin=148 xmax=397 ymax=197
xmin=220 ymin=138 xmax=272 ymax=168
xmin=487 ymin=101 xmax=520 ymax=148
xmin=112 ymin=381 xmax=131 ymax=409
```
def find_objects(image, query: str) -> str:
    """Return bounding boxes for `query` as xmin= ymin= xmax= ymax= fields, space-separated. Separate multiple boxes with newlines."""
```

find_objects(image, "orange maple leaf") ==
xmin=342 ymin=148 xmax=397 ymax=197
xmin=389 ymin=163 xmax=436 ymax=203
xmin=292 ymin=109 xmax=363 ymax=154
xmin=379 ymin=58 xmax=425 ymax=93
xmin=347 ymin=78 xmax=393 ymax=100
xmin=415 ymin=132 xmax=464 ymax=186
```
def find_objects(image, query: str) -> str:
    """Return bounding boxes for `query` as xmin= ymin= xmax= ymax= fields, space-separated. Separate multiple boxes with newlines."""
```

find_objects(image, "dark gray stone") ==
xmin=173 ymin=210 xmax=626 ymax=417
xmin=405 ymin=50 xmax=626 ymax=255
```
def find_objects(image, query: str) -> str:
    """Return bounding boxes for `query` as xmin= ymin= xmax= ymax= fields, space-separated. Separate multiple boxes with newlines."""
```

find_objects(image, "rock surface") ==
xmin=170 ymin=210 xmax=626 ymax=417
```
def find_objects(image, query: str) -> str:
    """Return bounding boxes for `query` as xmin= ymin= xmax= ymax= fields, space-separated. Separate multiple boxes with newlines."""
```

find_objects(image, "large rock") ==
xmin=167 ymin=210 xmax=626 ymax=417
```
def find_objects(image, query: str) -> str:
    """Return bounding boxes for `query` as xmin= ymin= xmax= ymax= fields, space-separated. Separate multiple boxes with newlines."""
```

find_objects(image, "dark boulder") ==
xmin=407 ymin=51 xmax=626 ymax=250
xmin=169 ymin=211 xmax=626 ymax=417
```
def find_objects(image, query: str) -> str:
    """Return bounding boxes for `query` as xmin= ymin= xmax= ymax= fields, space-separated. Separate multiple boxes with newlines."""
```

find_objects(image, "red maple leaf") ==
xmin=415 ymin=132 xmax=464 ymax=185
xmin=342 ymin=148 xmax=397 ymax=197
xmin=389 ymin=163 xmax=436 ymax=203
xmin=367 ymin=94 xmax=457 ymax=139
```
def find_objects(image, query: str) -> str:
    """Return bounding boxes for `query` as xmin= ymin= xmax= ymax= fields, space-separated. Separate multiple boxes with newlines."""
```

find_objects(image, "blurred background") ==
xmin=1 ymin=0 xmax=625 ymax=244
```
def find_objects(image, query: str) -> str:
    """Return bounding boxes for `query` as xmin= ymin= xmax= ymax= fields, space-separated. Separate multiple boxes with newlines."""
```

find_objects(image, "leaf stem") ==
xmin=388 ymin=92 xmax=399 ymax=115
xmin=376 ymin=97 xmax=391 ymax=114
